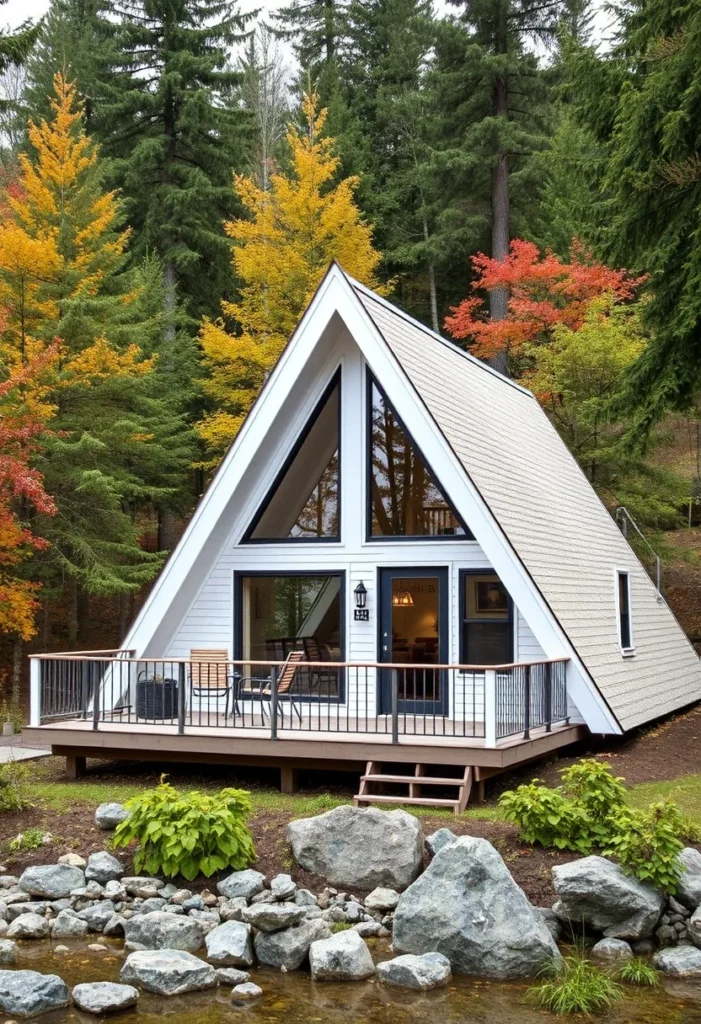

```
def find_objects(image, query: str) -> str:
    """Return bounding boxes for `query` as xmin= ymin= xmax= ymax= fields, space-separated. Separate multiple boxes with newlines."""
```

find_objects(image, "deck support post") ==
xmin=29 ymin=658 xmax=41 ymax=727
xmin=280 ymin=765 xmax=298 ymax=794
xmin=65 ymin=755 xmax=86 ymax=780
xmin=484 ymin=669 xmax=497 ymax=747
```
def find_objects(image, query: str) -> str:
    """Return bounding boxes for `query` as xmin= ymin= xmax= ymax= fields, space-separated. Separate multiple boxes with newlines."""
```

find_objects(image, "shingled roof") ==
xmin=350 ymin=277 xmax=701 ymax=731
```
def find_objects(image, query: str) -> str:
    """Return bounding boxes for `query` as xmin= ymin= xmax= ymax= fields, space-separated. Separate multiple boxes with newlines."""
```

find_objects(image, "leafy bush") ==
xmin=527 ymin=955 xmax=623 ymax=1015
xmin=112 ymin=778 xmax=256 ymax=880
xmin=605 ymin=802 xmax=684 ymax=894
xmin=9 ymin=827 xmax=51 ymax=852
xmin=0 ymin=761 xmax=32 ymax=813
xmin=618 ymin=957 xmax=659 ymax=987
xmin=500 ymin=759 xmax=686 ymax=892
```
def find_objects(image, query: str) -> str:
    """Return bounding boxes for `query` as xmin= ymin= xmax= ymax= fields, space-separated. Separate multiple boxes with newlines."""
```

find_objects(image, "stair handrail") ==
xmin=615 ymin=506 xmax=662 ymax=597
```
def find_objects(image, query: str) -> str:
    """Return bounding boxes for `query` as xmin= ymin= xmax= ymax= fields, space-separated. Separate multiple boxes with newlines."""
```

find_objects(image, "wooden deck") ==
xmin=23 ymin=718 xmax=586 ymax=777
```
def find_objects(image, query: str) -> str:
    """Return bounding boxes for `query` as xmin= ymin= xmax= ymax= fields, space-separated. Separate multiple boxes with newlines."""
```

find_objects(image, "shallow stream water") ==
xmin=13 ymin=938 xmax=701 ymax=1024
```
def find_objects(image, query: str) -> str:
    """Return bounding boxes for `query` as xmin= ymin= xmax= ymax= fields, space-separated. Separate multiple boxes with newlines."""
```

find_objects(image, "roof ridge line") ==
xmin=346 ymin=274 xmax=535 ymax=399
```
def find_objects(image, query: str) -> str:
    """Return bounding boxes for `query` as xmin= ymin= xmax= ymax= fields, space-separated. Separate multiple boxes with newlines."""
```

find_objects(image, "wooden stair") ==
xmin=353 ymin=761 xmax=473 ymax=815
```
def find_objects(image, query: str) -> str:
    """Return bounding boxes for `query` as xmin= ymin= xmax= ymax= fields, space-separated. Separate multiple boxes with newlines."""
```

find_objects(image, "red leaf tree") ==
xmin=444 ymin=239 xmax=644 ymax=363
xmin=0 ymin=346 xmax=57 ymax=640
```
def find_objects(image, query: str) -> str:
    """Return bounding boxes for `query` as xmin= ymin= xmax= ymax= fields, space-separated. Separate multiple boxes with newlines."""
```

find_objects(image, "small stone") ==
xmin=205 ymin=921 xmax=254 ymax=967
xmin=250 ymin=891 xmax=275 ymax=905
xmin=364 ymin=887 xmax=400 ymax=913
xmin=216 ymin=870 xmax=265 ymax=901
xmin=231 ymin=982 xmax=262 ymax=1001
xmin=182 ymin=896 xmax=204 ymax=912
xmin=72 ymin=982 xmax=138 ymax=1015
xmin=591 ymin=938 xmax=633 ymax=963
xmin=240 ymin=903 xmax=306 ymax=933
xmin=78 ymin=901 xmax=117 ymax=933
xmin=309 ymin=930 xmax=375 ymax=981
xmin=214 ymin=968 xmax=249 ymax=986
xmin=270 ymin=874 xmax=296 ymax=901
xmin=123 ymin=911 xmax=205 ymax=952
xmin=6 ymin=914 xmax=49 ymax=940
xmin=219 ymin=898 xmax=247 ymax=922
xmin=168 ymin=890 xmax=192 ymax=905
xmin=86 ymin=852 xmax=124 ymax=885
xmin=655 ymin=945 xmax=701 ymax=976
xmin=53 ymin=945 xmax=69 ymax=954
xmin=425 ymin=829 xmax=457 ymax=858
xmin=377 ymin=952 xmax=451 ymax=990
xmin=121 ymin=878 xmax=165 ymax=897
xmin=18 ymin=865 xmax=85 ymax=900
xmin=87 ymin=943 xmax=108 ymax=952
xmin=120 ymin=949 xmax=216 ymax=996
xmin=95 ymin=803 xmax=130 ymax=830
xmin=7 ymin=902 xmax=49 ymax=922
xmin=293 ymin=890 xmax=318 ymax=908
xmin=354 ymin=921 xmax=389 ymax=938
xmin=0 ymin=944 xmax=16 ymax=966
xmin=50 ymin=910 xmax=88 ymax=939
xmin=58 ymin=854 xmax=86 ymax=869
xmin=254 ymin=919 xmax=331 ymax=971
xmin=103 ymin=914 xmax=126 ymax=938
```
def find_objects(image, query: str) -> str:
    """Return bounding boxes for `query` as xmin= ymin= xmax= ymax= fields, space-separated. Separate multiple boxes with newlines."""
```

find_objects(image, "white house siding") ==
xmin=160 ymin=331 xmax=573 ymax=726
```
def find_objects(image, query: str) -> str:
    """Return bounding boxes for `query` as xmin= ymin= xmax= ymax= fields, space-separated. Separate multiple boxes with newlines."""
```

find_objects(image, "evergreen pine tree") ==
xmin=95 ymin=0 xmax=251 ymax=325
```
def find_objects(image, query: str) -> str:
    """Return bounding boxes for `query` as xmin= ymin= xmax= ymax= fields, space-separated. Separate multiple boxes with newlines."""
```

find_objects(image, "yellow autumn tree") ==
xmin=197 ymin=91 xmax=387 ymax=465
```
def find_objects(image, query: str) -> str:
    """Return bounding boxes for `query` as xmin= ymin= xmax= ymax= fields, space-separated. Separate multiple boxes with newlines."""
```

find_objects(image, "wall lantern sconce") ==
xmin=353 ymin=581 xmax=369 ymax=621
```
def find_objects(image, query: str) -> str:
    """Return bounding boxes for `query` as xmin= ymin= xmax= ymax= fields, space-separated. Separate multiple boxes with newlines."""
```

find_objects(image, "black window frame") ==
xmin=233 ymin=569 xmax=346 ymax=703
xmin=242 ymin=368 xmax=342 ymax=544
xmin=617 ymin=570 xmax=634 ymax=654
xmin=365 ymin=368 xmax=473 ymax=542
xmin=459 ymin=568 xmax=514 ymax=667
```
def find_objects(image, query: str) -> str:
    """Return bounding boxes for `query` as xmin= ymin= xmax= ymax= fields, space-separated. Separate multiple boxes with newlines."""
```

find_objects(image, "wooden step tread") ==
xmin=355 ymin=794 xmax=459 ymax=808
xmin=360 ymin=774 xmax=467 ymax=786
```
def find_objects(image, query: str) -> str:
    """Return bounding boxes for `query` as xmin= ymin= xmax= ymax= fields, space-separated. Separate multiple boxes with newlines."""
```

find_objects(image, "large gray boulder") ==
xmin=72 ymin=983 xmax=139 ymax=1015
xmin=124 ymin=911 xmax=204 ymax=952
xmin=216 ymin=870 xmax=265 ymax=901
xmin=676 ymin=848 xmax=701 ymax=911
xmin=552 ymin=856 xmax=664 ymax=940
xmin=120 ymin=949 xmax=217 ymax=996
xmin=309 ymin=930 xmax=375 ymax=981
xmin=287 ymin=806 xmax=422 ymax=890
xmin=0 ymin=970 xmax=69 ymax=1017
xmin=204 ymin=921 xmax=254 ymax=967
xmin=254 ymin=918 xmax=330 ymax=971
xmin=376 ymin=952 xmax=452 ymax=990
xmin=393 ymin=836 xmax=560 ymax=979
xmin=95 ymin=803 xmax=130 ymax=830
xmin=240 ymin=903 xmax=306 ymax=933
xmin=85 ymin=852 xmax=124 ymax=884
xmin=7 ymin=913 xmax=50 ymax=940
xmin=654 ymin=946 xmax=701 ymax=977
xmin=18 ymin=864 xmax=85 ymax=899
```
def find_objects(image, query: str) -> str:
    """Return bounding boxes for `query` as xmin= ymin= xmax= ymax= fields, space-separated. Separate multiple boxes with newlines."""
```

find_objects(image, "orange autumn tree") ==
xmin=197 ymin=91 xmax=387 ymax=466
xmin=444 ymin=240 xmax=643 ymax=369
xmin=0 ymin=348 xmax=57 ymax=640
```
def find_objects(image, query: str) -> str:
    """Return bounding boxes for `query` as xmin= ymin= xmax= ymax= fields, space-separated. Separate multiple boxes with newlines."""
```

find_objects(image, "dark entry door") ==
xmin=378 ymin=568 xmax=449 ymax=715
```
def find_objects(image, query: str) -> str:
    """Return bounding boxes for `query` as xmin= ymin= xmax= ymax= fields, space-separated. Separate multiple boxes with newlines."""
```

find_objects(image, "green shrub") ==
xmin=605 ymin=802 xmax=684 ymax=893
xmin=0 ymin=760 xmax=32 ymax=813
xmin=9 ymin=827 xmax=50 ymax=852
xmin=618 ymin=957 xmax=659 ymax=987
xmin=528 ymin=955 xmax=623 ymax=1015
xmin=112 ymin=777 xmax=256 ymax=880
xmin=500 ymin=759 xmax=687 ymax=892
xmin=330 ymin=921 xmax=353 ymax=933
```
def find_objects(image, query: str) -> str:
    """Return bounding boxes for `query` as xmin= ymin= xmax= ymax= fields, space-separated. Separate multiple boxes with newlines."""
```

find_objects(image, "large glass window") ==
xmin=368 ymin=375 xmax=470 ymax=538
xmin=460 ymin=572 xmax=513 ymax=665
xmin=246 ymin=377 xmax=339 ymax=541
xmin=238 ymin=574 xmax=343 ymax=696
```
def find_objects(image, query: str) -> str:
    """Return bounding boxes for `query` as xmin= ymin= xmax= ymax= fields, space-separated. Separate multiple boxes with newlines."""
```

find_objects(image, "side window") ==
xmin=460 ymin=572 xmax=513 ymax=665
xmin=617 ymin=571 xmax=634 ymax=653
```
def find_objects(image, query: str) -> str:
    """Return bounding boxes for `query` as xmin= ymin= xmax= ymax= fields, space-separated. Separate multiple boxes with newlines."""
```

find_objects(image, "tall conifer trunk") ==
xmin=489 ymin=6 xmax=510 ymax=375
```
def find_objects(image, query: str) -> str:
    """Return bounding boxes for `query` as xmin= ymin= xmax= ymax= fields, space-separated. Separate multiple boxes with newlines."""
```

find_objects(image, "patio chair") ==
xmin=189 ymin=649 xmax=236 ymax=720
xmin=245 ymin=650 xmax=305 ymax=724
xmin=302 ymin=636 xmax=339 ymax=695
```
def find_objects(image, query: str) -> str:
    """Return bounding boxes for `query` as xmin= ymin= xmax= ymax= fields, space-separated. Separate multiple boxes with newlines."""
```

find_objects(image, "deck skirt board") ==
xmin=22 ymin=722 xmax=585 ymax=771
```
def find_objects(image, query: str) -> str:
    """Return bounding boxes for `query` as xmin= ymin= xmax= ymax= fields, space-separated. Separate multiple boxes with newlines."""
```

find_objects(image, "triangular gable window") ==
xmin=245 ymin=373 xmax=340 ymax=541
xmin=367 ymin=372 xmax=472 ymax=539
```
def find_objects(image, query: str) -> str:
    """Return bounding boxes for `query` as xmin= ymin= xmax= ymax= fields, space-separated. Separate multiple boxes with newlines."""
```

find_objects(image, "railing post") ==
xmin=391 ymin=670 xmax=399 ymax=745
xmin=545 ymin=662 xmax=552 ymax=733
xmin=270 ymin=667 xmax=278 ymax=740
xmin=91 ymin=662 xmax=100 ymax=731
xmin=29 ymin=658 xmax=41 ymax=727
xmin=177 ymin=662 xmax=186 ymax=736
xmin=484 ymin=669 xmax=497 ymax=748
xmin=81 ymin=661 xmax=89 ymax=721
xmin=523 ymin=664 xmax=531 ymax=740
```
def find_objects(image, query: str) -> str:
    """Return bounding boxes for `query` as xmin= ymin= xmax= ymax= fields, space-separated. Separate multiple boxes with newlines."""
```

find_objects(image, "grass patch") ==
xmin=528 ymin=955 xmax=623 ymax=1016
xmin=627 ymin=774 xmax=701 ymax=837
xmin=618 ymin=957 xmax=659 ymax=987
xmin=329 ymin=921 xmax=353 ymax=933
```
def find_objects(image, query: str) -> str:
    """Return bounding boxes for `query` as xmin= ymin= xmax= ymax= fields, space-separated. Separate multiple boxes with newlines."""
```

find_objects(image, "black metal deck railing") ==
xmin=31 ymin=654 xmax=569 ymax=745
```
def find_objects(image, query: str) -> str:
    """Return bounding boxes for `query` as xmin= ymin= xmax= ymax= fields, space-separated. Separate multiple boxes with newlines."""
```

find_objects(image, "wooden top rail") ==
xmin=31 ymin=653 xmax=568 ymax=671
